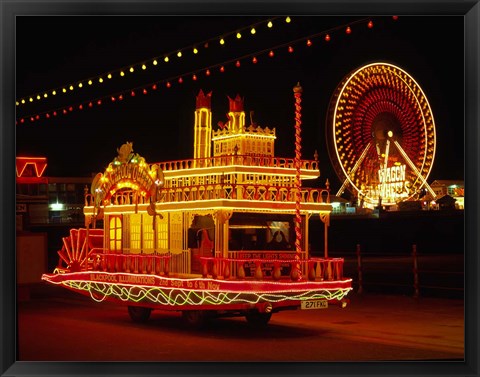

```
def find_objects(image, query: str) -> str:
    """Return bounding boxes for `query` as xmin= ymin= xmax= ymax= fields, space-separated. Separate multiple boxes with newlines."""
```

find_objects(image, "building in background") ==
xmin=16 ymin=156 xmax=91 ymax=231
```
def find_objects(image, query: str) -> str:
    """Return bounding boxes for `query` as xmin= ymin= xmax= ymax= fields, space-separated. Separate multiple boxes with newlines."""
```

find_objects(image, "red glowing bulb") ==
xmin=392 ymin=15 xmax=398 ymax=21
xmin=36 ymin=115 xmax=40 ymax=119
xmin=252 ymin=57 xmax=258 ymax=64
xmin=346 ymin=26 xmax=351 ymax=34
xmin=63 ymin=109 xmax=67 ymax=115
xmin=236 ymin=60 xmax=241 ymax=67
xmin=325 ymin=34 xmax=331 ymax=42
xmin=269 ymin=50 xmax=274 ymax=57
xmin=220 ymin=66 xmax=225 ymax=73
xmin=288 ymin=46 xmax=294 ymax=53
xmin=166 ymin=82 xmax=171 ymax=88
xmin=53 ymin=111 xmax=58 ymax=116
xmin=111 ymin=96 xmax=116 ymax=101
xmin=97 ymin=100 xmax=102 ymax=105
xmin=152 ymin=84 xmax=157 ymax=90
xmin=119 ymin=95 xmax=123 ymax=100
xmin=192 ymin=74 xmax=197 ymax=80
xmin=178 ymin=77 xmax=183 ymax=83
xmin=368 ymin=20 xmax=373 ymax=28
xmin=31 ymin=117 xmax=35 ymax=121
xmin=306 ymin=39 xmax=312 ymax=47
xmin=79 ymin=104 xmax=83 ymax=110
xmin=46 ymin=113 xmax=50 ymax=118
xmin=206 ymin=69 xmax=210 ymax=76
xmin=143 ymin=89 xmax=148 ymax=95
xmin=20 ymin=118 xmax=25 ymax=123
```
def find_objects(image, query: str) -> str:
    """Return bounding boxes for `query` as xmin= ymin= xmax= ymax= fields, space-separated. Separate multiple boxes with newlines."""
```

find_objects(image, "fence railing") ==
xmin=333 ymin=244 xmax=464 ymax=298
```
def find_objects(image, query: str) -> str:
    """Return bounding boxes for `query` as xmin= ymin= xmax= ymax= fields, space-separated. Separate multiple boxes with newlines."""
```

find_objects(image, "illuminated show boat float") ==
xmin=42 ymin=85 xmax=352 ymax=326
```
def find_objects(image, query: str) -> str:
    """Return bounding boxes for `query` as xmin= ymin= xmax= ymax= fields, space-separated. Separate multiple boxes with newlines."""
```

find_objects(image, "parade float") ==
xmin=41 ymin=84 xmax=353 ymax=327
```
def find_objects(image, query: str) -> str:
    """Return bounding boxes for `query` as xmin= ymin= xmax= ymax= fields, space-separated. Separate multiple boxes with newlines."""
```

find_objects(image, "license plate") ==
xmin=301 ymin=300 xmax=328 ymax=310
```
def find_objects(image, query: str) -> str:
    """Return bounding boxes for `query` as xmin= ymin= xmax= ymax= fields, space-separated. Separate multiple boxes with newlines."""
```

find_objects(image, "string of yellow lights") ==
xmin=16 ymin=17 xmax=395 ymax=125
xmin=16 ymin=16 xmax=291 ymax=108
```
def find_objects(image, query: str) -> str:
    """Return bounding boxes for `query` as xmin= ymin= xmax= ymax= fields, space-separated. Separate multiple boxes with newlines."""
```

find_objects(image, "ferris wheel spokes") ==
xmin=336 ymin=140 xmax=374 ymax=197
xmin=392 ymin=140 xmax=436 ymax=199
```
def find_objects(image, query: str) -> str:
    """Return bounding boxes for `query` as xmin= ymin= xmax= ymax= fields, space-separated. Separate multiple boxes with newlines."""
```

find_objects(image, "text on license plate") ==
xmin=301 ymin=300 xmax=328 ymax=310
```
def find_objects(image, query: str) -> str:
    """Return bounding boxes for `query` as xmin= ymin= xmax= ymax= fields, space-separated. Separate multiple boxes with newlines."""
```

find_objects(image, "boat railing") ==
xmin=157 ymin=184 xmax=330 ymax=204
xmin=85 ymin=248 xmax=343 ymax=282
xmin=199 ymin=256 xmax=345 ymax=282
xmin=155 ymin=155 xmax=319 ymax=172
xmin=91 ymin=251 xmax=171 ymax=275
xmin=84 ymin=190 xmax=150 ymax=207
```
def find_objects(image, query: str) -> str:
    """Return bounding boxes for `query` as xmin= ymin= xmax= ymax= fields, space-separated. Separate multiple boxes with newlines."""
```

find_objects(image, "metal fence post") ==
xmin=356 ymin=244 xmax=363 ymax=294
xmin=412 ymin=244 xmax=419 ymax=298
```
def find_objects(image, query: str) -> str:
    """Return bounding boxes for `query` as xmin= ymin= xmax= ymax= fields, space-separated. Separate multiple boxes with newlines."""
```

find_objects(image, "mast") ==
xmin=293 ymin=82 xmax=303 ymax=281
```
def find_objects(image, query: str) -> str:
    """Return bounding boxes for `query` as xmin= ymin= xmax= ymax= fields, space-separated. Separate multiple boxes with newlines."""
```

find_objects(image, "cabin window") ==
xmin=143 ymin=214 xmax=154 ymax=254
xmin=129 ymin=213 xmax=142 ymax=254
xmin=109 ymin=215 xmax=122 ymax=252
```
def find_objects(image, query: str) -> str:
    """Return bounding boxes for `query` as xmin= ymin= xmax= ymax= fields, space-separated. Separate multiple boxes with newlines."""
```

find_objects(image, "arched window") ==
xmin=109 ymin=215 xmax=122 ymax=252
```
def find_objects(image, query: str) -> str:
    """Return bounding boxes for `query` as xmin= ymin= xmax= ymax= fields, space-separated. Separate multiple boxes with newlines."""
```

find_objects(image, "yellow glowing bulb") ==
xmin=142 ymin=64 xmax=146 ymax=70
xmin=21 ymin=99 xmax=26 ymax=104
xmin=286 ymin=16 xmax=291 ymax=23
xmin=193 ymin=47 xmax=198 ymax=54
xmin=16 ymin=101 xmax=19 ymax=106
xmin=177 ymin=51 xmax=182 ymax=58
xmin=52 ymin=91 xmax=56 ymax=95
xmin=107 ymin=73 xmax=112 ymax=79
xmin=220 ymin=38 xmax=225 ymax=45
xmin=251 ymin=27 xmax=256 ymax=34
xmin=29 ymin=97 xmax=33 ymax=102
xmin=62 ymin=88 xmax=66 ymax=93
xmin=69 ymin=85 xmax=74 ymax=90
xmin=88 ymin=80 xmax=93 ymax=85
xmin=78 ymin=83 xmax=83 ymax=88
xmin=99 ymin=78 xmax=103 ymax=83
xmin=129 ymin=67 xmax=134 ymax=73
xmin=236 ymin=32 xmax=242 ymax=39
xmin=267 ymin=21 xmax=273 ymax=28
xmin=153 ymin=60 xmax=158 ymax=65
xmin=36 ymin=95 xmax=41 ymax=100
xmin=164 ymin=56 xmax=169 ymax=62
xmin=120 ymin=71 xmax=125 ymax=77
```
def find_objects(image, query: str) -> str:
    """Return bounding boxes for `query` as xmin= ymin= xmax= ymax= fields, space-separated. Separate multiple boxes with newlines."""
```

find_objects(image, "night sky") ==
xmin=15 ymin=15 xmax=464 ymax=193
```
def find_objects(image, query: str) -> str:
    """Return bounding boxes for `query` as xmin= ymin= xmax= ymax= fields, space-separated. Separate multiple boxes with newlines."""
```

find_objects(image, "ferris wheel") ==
xmin=326 ymin=62 xmax=437 ymax=207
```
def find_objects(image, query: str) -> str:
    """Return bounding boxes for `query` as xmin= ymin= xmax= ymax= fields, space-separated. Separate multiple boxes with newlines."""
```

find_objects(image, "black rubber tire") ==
xmin=182 ymin=310 xmax=208 ymax=327
xmin=127 ymin=306 xmax=152 ymax=323
xmin=245 ymin=311 xmax=272 ymax=327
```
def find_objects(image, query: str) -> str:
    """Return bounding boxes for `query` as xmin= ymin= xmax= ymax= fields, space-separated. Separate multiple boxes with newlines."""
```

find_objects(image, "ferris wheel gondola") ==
xmin=326 ymin=62 xmax=437 ymax=207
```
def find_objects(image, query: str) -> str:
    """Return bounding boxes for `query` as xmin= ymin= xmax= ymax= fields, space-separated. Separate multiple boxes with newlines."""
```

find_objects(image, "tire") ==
xmin=128 ymin=306 xmax=152 ymax=323
xmin=182 ymin=310 xmax=208 ymax=327
xmin=245 ymin=311 xmax=272 ymax=327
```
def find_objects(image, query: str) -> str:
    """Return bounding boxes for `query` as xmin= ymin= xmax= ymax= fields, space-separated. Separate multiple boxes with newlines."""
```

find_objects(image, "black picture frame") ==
xmin=2 ymin=1 xmax=478 ymax=376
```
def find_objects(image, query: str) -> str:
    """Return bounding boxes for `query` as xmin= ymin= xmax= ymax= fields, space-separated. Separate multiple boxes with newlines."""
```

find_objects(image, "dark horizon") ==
xmin=15 ymin=15 xmax=465 ymax=194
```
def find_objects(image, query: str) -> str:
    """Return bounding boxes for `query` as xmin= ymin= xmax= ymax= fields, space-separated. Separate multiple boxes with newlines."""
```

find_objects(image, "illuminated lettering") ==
xmin=378 ymin=164 xmax=406 ymax=184
xmin=207 ymin=281 xmax=220 ymax=290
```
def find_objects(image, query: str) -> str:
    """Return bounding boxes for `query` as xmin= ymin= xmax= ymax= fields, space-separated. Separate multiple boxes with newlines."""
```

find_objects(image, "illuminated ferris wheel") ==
xmin=326 ymin=62 xmax=437 ymax=207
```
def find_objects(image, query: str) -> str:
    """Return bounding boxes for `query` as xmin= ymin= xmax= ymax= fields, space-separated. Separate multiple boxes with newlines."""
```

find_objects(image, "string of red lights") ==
xmin=16 ymin=17 xmax=398 ymax=125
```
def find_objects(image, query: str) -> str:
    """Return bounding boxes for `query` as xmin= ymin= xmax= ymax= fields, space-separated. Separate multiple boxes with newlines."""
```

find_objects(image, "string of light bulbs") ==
xmin=16 ymin=16 xmax=292 ymax=108
xmin=16 ymin=17 xmax=398 ymax=125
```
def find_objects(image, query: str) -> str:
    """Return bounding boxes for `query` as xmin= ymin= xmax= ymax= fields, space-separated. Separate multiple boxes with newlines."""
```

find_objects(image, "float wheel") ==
xmin=245 ymin=311 xmax=272 ymax=327
xmin=182 ymin=310 xmax=208 ymax=327
xmin=127 ymin=306 xmax=152 ymax=323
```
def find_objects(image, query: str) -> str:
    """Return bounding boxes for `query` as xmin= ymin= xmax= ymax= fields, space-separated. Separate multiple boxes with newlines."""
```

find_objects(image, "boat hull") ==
xmin=41 ymin=271 xmax=352 ymax=312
